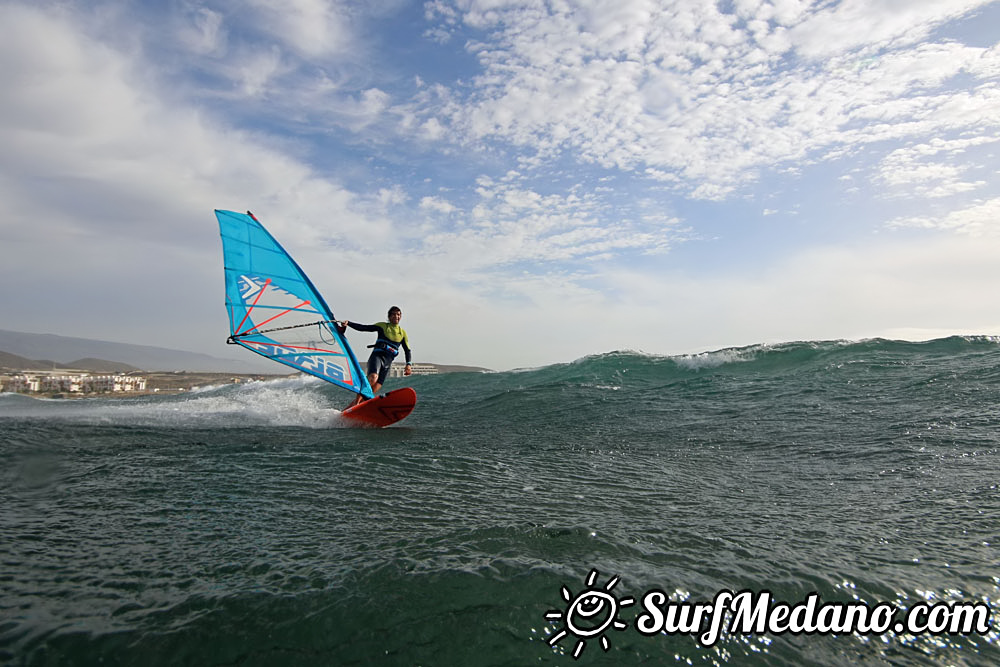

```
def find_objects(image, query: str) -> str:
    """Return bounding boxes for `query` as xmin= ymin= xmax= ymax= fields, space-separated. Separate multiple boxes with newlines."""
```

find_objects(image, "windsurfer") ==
xmin=341 ymin=306 xmax=412 ymax=407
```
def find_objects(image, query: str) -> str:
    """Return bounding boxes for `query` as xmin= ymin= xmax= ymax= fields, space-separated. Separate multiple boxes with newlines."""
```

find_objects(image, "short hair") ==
xmin=388 ymin=306 xmax=402 ymax=317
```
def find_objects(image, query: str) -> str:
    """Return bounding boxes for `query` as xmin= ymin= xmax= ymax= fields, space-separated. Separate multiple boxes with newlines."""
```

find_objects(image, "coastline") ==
xmin=1 ymin=363 xmax=491 ymax=399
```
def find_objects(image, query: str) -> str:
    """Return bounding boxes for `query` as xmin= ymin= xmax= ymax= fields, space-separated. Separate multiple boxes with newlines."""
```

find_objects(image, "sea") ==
xmin=1 ymin=336 xmax=998 ymax=666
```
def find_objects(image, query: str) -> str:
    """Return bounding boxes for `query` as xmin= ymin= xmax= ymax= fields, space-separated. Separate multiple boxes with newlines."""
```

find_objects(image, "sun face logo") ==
xmin=545 ymin=569 xmax=635 ymax=659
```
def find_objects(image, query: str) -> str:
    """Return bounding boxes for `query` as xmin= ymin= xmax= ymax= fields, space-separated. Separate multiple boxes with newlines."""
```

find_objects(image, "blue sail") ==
xmin=215 ymin=209 xmax=373 ymax=399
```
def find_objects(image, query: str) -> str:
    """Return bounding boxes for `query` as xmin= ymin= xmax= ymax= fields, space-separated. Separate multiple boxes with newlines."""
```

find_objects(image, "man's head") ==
xmin=388 ymin=306 xmax=402 ymax=323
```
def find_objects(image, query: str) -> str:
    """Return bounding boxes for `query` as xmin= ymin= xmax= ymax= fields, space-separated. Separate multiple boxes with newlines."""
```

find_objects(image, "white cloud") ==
xmin=421 ymin=117 xmax=447 ymax=140
xmin=394 ymin=231 xmax=1000 ymax=368
xmin=419 ymin=196 xmax=457 ymax=215
xmin=422 ymin=0 xmax=1000 ymax=200
xmin=876 ymin=136 xmax=999 ymax=198
xmin=598 ymin=233 xmax=1000 ymax=356
xmin=787 ymin=0 xmax=987 ymax=59
xmin=0 ymin=4 xmax=393 ymax=349
xmin=237 ymin=45 xmax=285 ymax=97
xmin=177 ymin=6 xmax=226 ymax=56
xmin=406 ymin=179 xmax=679 ymax=280
xmin=1 ymin=1 xmax=998 ymax=370
xmin=247 ymin=0 xmax=353 ymax=58
xmin=887 ymin=197 xmax=1000 ymax=235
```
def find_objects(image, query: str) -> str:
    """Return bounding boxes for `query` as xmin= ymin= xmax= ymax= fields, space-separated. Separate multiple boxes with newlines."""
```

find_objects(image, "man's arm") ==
xmin=345 ymin=321 xmax=381 ymax=333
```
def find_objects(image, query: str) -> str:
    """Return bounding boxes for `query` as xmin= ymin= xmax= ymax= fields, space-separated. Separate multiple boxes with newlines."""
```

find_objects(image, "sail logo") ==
xmin=247 ymin=342 xmax=351 ymax=384
xmin=239 ymin=275 xmax=299 ymax=304
xmin=296 ymin=350 xmax=351 ymax=384
xmin=239 ymin=275 xmax=265 ymax=300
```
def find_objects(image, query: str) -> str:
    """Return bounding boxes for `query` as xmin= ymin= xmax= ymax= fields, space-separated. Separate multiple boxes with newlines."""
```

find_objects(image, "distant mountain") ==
xmin=0 ymin=350 xmax=53 ymax=371
xmin=0 ymin=350 xmax=141 ymax=373
xmin=0 ymin=330 xmax=275 ymax=374
xmin=64 ymin=358 xmax=142 ymax=373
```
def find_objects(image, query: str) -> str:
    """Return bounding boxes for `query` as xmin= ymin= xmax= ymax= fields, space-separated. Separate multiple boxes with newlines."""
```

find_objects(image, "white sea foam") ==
xmin=0 ymin=376 xmax=350 ymax=429
xmin=673 ymin=346 xmax=759 ymax=370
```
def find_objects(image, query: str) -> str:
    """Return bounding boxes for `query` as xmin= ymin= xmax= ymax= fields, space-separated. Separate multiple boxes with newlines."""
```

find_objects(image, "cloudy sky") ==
xmin=2 ymin=0 xmax=999 ymax=370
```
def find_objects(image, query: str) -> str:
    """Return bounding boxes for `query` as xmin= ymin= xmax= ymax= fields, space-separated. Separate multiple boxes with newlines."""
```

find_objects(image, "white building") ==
xmin=2 ymin=372 xmax=147 ymax=394
xmin=387 ymin=363 xmax=439 ymax=378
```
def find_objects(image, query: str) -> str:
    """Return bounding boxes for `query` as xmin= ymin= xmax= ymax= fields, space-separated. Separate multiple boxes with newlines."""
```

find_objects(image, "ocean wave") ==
xmin=3 ymin=335 xmax=996 ymax=430
xmin=537 ymin=335 xmax=1000 ymax=378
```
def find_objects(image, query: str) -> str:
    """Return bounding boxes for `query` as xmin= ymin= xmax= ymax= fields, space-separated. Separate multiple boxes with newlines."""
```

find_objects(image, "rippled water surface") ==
xmin=2 ymin=337 xmax=999 ymax=665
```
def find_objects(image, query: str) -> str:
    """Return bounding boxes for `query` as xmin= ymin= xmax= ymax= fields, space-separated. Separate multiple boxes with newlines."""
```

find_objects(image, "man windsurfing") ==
xmin=340 ymin=306 xmax=412 ymax=407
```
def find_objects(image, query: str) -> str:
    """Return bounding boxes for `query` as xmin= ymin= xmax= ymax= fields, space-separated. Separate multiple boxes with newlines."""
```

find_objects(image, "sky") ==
xmin=1 ymin=0 xmax=999 ymax=371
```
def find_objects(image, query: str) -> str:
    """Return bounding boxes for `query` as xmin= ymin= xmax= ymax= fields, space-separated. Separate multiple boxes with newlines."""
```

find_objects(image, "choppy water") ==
xmin=2 ymin=336 xmax=998 ymax=665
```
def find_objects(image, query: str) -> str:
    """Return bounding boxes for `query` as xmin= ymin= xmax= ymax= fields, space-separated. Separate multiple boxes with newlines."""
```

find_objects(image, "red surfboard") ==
xmin=341 ymin=387 xmax=417 ymax=428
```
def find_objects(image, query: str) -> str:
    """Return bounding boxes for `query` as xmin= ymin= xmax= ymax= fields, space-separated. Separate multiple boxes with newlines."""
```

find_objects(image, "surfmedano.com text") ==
xmin=635 ymin=589 xmax=992 ymax=646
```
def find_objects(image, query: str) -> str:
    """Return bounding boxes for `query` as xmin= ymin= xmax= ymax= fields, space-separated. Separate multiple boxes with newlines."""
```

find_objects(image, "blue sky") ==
xmin=1 ymin=0 xmax=998 ymax=370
